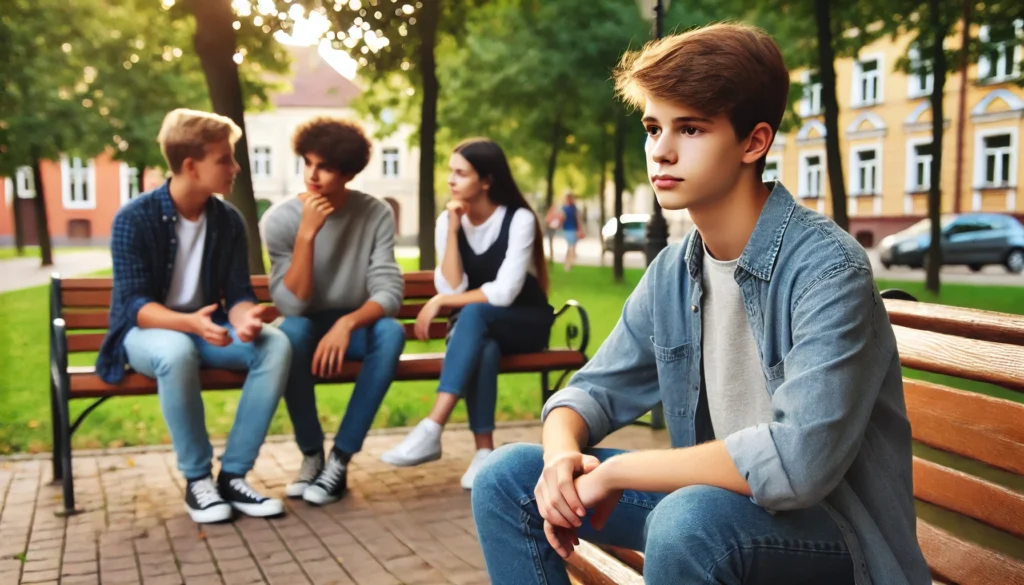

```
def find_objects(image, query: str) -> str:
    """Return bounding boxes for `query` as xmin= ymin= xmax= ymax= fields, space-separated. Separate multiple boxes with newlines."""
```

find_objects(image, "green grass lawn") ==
xmin=0 ymin=264 xmax=1020 ymax=455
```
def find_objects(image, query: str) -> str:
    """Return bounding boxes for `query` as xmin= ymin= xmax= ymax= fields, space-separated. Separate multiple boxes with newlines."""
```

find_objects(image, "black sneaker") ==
xmin=218 ymin=472 xmax=285 ymax=518
xmin=185 ymin=476 xmax=232 ymax=524
xmin=285 ymin=451 xmax=324 ymax=499
xmin=302 ymin=450 xmax=347 ymax=505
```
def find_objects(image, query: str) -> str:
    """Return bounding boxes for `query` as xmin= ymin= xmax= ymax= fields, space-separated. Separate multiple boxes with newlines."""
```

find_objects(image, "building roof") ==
xmin=271 ymin=45 xmax=362 ymax=109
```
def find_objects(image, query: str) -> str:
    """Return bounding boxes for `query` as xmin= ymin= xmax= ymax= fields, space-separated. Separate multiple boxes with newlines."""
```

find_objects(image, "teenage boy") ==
xmin=261 ymin=116 xmax=406 ymax=506
xmin=471 ymin=24 xmax=929 ymax=585
xmin=96 ymin=109 xmax=291 ymax=524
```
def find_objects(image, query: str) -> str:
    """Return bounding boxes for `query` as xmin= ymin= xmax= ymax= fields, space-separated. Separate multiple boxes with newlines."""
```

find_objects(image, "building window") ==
xmin=979 ymin=21 xmax=1023 ymax=84
xmin=15 ymin=166 xmax=35 ymax=199
xmin=120 ymin=164 xmax=141 ymax=204
xmin=762 ymin=159 xmax=780 ymax=183
xmin=61 ymin=156 xmax=96 ymax=209
xmin=982 ymin=133 xmax=1013 ymax=187
xmin=850 ymin=147 xmax=881 ymax=196
xmin=251 ymin=146 xmax=272 ymax=179
xmin=798 ymin=153 xmax=824 ymax=198
xmin=907 ymin=45 xmax=934 ymax=98
xmin=853 ymin=56 xmax=883 ymax=106
xmin=382 ymin=148 xmax=400 ymax=178
xmin=294 ymin=155 xmax=304 ymax=179
xmin=800 ymin=71 xmax=822 ymax=116
xmin=907 ymin=142 xmax=933 ymax=192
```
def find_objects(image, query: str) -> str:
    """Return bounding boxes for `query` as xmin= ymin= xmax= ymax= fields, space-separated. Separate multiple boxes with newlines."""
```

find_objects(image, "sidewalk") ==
xmin=0 ymin=250 xmax=113 ymax=293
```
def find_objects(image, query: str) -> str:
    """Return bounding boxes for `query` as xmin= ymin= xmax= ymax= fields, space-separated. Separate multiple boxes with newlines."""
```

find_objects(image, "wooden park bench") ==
xmin=48 ymin=271 xmax=590 ymax=515
xmin=567 ymin=293 xmax=1024 ymax=585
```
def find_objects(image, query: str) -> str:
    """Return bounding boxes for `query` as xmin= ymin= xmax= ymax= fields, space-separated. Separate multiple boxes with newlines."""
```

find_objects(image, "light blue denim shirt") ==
xmin=542 ymin=182 xmax=929 ymax=585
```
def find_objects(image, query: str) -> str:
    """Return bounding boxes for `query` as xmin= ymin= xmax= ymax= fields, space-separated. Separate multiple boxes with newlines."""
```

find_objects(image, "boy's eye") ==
xmin=645 ymin=126 xmax=660 ymax=136
xmin=682 ymin=126 xmax=701 ymax=136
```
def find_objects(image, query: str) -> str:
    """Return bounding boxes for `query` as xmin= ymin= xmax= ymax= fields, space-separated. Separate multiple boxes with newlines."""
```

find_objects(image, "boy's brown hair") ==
xmin=157 ymin=109 xmax=243 ymax=174
xmin=614 ymin=22 xmax=790 ymax=171
xmin=292 ymin=117 xmax=372 ymax=176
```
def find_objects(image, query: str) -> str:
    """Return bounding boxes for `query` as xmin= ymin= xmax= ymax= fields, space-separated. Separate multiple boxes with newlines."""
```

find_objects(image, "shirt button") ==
xmin=691 ymin=305 xmax=698 ymax=312
xmin=167 ymin=263 xmax=172 ymax=268
xmin=171 ymin=239 xmax=176 ymax=244
xmin=161 ymin=215 xmax=167 ymax=221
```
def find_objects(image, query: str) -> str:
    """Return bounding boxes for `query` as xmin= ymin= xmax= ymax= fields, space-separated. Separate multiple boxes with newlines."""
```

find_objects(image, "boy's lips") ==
xmin=652 ymin=175 xmax=682 ymax=189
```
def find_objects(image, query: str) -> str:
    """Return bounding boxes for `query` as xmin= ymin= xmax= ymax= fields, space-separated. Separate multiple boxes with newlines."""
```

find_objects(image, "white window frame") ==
xmin=905 ymin=138 xmax=934 ymax=193
xmin=762 ymin=156 xmax=782 ymax=184
xmin=849 ymin=143 xmax=883 ymax=196
xmin=119 ymin=163 xmax=141 ymax=204
xmin=800 ymin=70 xmax=823 ymax=116
xmin=13 ymin=166 xmax=35 ymax=200
xmin=294 ymin=155 xmax=305 ymax=179
xmin=250 ymin=145 xmax=272 ymax=179
xmin=61 ymin=156 xmax=96 ymax=210
xmin=907 ymin=45 xmax=934 ymax=98
xmin=852 ymin=54 xmax=885 ymax=107
xmin=979 ymin=21 xmax=1023 ymax=84
xmin=974 ymin=127 xmax=1018 ymax=189
xmin=798 ymin=151 xmax=825 ymax=198
xmin=382 ymin=147 xmax=400 ymax=178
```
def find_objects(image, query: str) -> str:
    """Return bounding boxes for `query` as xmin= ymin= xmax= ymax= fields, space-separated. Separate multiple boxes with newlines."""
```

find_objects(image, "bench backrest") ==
xmin=881 ymin=297 xmax=1024 ymax=584
xmin=52 ymin=271 xmax=450 ymax=358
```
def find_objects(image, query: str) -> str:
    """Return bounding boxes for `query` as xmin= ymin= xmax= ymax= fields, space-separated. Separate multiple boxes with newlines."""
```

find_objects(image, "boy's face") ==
xmin=188 ymin=139 xmax=239 ymax=197
xmin=642 ymin=96 xmax=749 ymax=211
xmin=303 ymin=152 xmax=350 ymax=197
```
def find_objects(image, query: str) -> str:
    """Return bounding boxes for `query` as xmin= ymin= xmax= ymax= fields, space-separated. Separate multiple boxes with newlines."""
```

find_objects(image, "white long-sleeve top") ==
xmin=433 ymin=206 xmax=538 ymax=307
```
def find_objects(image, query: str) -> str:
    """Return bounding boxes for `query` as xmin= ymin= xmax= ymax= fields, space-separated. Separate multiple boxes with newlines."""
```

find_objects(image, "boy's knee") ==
xmin=644 ymin=486 xmax=736 ymax=570
xmin=254 ymin=326 xmax=292 ymax=370
xmin=472 ymin=443 xmax=543 ymax=498
xmin=152 ymin=333 xmax=200 ymax=375
xmin=373 ymin=318 xmax=406 ymax=352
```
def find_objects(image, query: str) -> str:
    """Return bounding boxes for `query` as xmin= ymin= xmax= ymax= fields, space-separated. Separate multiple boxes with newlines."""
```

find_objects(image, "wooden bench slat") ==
xmin=885 ymin=299 xmax=1024 ymax=345
xmin=893 ymin=325 xmax=1024 ymax=391
xmin=66 ymin=350 xmax=586 ymax=399
xmin=599 ymin=545 xmax=645 ymax=573
xmin=917 ymin=518 xmax=1024 ymax=585
xmin=62 ymin=290 xmax=114 ymax=308
xmin=905 ymin=379 xmax=1024 ymax=475
xmin=565 ymin=540 xmax=644 ymax=585
xmin=913 ymin=457 xmax=1024 ymax=538
xmin=63 ymin=321 xmax=453 ymax=353
xmin=404 ymin=281 xmax=438 ymax=299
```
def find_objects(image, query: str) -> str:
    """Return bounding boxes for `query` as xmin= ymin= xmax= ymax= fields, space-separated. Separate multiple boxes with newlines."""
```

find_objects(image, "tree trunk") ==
xmin=952 ymin=0 xmax=970 ymax=214
xmin=613 ymin=115 xmax=626 ymax=283
xmin=599 ymin=154 xmax=607 ymax=243
xmin=814 ymin=0 xmax=849 ymax=232
xmin=190 ymin=0 xmax=265 ymax=275
xmin=545 ymin=117 xmax=562 ymax=266
xmin=926 ymin=0 xmax=949 ymax=294
xmin=417 ymin=0 xmax=439 ymax=271
xmin=30 ymin=155 xmax=53 ymax=267
xmin=12 ymin=172 xmax=26 ymax=255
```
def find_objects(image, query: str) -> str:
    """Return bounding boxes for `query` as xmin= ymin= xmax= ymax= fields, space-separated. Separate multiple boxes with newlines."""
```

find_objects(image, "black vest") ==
xmin=457 ymin=207 xmax=548 ymax=308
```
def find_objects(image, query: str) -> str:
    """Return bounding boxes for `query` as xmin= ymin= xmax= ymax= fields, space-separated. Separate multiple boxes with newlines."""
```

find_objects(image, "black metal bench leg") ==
xmin=50 ymin=379 xmax=63 ymax=482
xmin=541 ymin=371 xmax=552 ymax=409
xmin=650 ymin=404 xmax=666 ymax=430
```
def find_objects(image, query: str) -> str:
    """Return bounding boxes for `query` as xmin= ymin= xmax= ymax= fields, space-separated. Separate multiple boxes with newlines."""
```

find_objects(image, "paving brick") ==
xmin=21 ymin=569 xmax=61 ymax=583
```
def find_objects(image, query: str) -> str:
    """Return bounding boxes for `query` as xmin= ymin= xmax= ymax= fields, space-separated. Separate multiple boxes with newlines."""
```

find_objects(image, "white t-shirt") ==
xmin=701 ymin=245 xmax=773 ymax=440
xmin=164 ymin=212 xmax=207 ymax=312
xmin=433 ymin=206 xmax=537 ymax=307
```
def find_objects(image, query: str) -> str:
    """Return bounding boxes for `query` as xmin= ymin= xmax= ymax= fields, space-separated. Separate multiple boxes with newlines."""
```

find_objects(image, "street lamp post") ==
xmin=636 ymin=0 xmax=670 ymax=431
xmin=637 ymin=0 xmax=670 ymax=267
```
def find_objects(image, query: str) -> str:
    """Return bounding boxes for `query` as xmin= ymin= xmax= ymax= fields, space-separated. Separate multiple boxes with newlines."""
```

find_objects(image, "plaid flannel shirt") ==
xmin=95 ymin=180 xmax=257 ymax=383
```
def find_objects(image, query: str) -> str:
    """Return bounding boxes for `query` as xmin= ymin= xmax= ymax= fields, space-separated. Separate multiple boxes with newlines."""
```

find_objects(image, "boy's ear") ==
xmin=180 ymin=157 xmax=195 ymax=177
xmin=742 ymin=122 xmax=774 ymax=166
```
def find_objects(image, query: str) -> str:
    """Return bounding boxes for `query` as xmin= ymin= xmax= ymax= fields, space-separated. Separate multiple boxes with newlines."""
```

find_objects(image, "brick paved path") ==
xmin=0 ymin=424 xmax=670 ymax=585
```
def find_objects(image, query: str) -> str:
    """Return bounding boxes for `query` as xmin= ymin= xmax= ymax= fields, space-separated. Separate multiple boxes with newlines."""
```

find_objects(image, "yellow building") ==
xmin=769 ymin=20 xmax=1023 ymax=247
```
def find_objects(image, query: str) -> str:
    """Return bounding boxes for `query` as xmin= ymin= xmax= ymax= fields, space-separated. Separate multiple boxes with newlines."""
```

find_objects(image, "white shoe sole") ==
xmin=186 ymin=502 xmax=233 ymax=524
xmin=230 ymin=499 xmax=285 ymax=518
xmin=302 ymin=487 xmax=341 ymax=506
xmin=381 ymin=450 xmax=442 ymax=467
xmin=285 ymin=482 xmax=309 ymax=498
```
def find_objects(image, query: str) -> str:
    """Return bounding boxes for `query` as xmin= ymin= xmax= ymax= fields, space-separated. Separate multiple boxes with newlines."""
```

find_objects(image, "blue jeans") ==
xmin=472 ymin=444 xmax=856 ymax=585
xmin=277 ymin=311 xmax=405 ymax=455
xmin=123 ymin=325 xmax=292 ymax=480
xmin=438 ymin=303 xmax=554 ymax=434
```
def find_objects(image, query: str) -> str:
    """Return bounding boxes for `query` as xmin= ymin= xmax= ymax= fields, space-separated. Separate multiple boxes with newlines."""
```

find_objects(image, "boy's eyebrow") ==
xmin=641 ymin=115 xmax=715 ymax=124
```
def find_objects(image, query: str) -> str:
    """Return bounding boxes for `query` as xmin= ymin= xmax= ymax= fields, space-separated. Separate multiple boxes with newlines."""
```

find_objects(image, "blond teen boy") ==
xmin=472 ymin=24 xmax=929 ymax=585
xmin=96 ymin=109 xmax=291 ymax=524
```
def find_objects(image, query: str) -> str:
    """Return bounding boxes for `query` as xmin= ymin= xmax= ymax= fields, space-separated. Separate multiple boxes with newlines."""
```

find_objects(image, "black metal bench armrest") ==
xmin=552 ymin=300 xmax=590 ymax=358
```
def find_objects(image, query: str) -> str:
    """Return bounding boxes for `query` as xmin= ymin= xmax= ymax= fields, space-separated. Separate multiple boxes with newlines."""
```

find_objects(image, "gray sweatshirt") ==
xmin=260 ymin=190 xmax=404 ymax=317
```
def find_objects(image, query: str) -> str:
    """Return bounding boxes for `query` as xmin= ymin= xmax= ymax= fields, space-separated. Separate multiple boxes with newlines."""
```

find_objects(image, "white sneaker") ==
xmin=184 ymin=476 xmax=233 ymax=524
xmin=460 ymin=448 xmax=494 ymax=490
xmin=381 ymin=419 xmax=443 ymax=467
xmin=286 ymin=451 xmax=324 ymax=498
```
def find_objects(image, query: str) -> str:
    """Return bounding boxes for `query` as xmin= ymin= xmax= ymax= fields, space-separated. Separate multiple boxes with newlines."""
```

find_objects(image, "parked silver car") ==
xmin=878 ymin=213 xmax=1024 ymax=274
xmin=601 ymin=214 xmax=650 ymax=256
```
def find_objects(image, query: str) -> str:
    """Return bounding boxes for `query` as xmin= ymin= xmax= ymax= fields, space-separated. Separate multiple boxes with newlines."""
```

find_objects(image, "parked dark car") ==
xmin=601 ymin=214 xmax=650 ymax=255
xmin=878 ymin=213 xmax=1024 ymax=274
